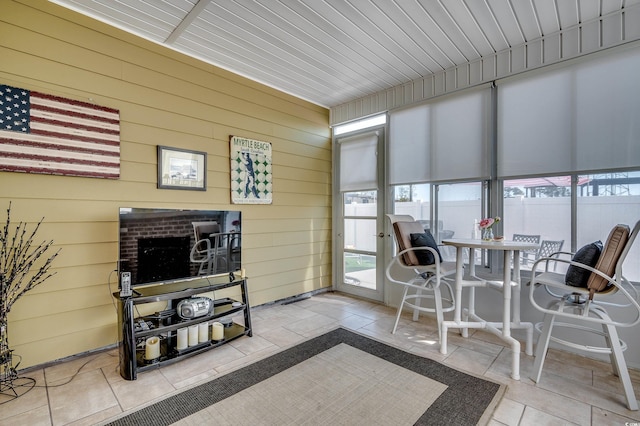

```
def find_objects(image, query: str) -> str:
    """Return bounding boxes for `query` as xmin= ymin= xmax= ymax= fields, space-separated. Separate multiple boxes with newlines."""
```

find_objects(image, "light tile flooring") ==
xmin=2 ymin=291 xmax=640 ymax=425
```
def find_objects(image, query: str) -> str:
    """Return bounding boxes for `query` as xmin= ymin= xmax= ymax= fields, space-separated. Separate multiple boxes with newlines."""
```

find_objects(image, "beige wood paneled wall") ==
xmin=0 ymin=0 xmax=331 ymax=368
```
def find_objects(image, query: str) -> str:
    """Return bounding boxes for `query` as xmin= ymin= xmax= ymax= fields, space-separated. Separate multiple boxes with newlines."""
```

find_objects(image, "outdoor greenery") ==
xmin=344 ymin=254 xmax=375 ymax=273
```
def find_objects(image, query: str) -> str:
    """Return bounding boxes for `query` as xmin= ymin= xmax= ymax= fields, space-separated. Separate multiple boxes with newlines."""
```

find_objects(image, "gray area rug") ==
xmin=106 ymin=328 xmax=505 ymax=425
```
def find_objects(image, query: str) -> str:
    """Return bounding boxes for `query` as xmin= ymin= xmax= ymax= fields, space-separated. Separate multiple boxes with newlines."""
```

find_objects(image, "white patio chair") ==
xmin=385 ymin=214 xmax=456 ymax=342
xmin=513 ymin=233 xmax=541 ymax=266
xmin=528 ymin=221 xmax=640 ymax=410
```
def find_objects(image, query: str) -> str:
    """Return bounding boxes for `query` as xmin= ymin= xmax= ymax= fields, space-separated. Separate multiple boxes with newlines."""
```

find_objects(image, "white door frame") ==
xmin=333 ymin=126 xmax=386 ymax=302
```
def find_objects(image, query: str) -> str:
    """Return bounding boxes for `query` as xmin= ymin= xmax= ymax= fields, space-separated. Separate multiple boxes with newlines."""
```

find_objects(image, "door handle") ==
xmin=378 ymin=232 xmax=384 ymax=238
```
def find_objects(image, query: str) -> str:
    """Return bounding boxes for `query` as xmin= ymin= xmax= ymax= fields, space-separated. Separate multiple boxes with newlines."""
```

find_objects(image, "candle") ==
xmin=145 ymin=336 xmax=160 ymax=361
xmin=176 ymin=327 xmax=188 ymax=350
xmin=188 ymin=325 xmax=199 ymax=346
xmin=211 ymin=322 xmax=224 ymax=341
xmin=240 ymin=268 xmax=246 ymax=279
xmin=198 ymin=322 xmax=209 ymax=343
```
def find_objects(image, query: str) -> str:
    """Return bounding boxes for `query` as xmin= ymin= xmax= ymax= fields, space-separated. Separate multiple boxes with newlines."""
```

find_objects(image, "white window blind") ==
xmin=389 ymin=87 xmax=490 ymax=185
xmin=498 ymin=46 xmax=640 ymax=178
xmin=389 ymin=104 xmax=430 ymax=184
xmin=575 ymin=49 xmax=640 ymax=171
xmin=339 ymin=132 xmax=378 ymax=191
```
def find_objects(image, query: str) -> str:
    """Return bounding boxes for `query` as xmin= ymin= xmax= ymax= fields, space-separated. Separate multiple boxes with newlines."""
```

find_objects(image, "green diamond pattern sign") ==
xmin=230 ymin=136 xmax=272 ymax=204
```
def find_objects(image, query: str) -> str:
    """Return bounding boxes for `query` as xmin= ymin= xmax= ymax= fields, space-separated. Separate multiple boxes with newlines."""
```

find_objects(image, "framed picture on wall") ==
xmin=157 ymin=145 xmax=206 ymax=190
xmin=230 ymin=136 xmax=273 ymax=204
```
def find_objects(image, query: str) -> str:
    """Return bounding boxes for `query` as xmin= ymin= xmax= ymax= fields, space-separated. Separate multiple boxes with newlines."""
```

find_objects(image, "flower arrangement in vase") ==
xmin=479 ymin=216 xmax=500 ymax=241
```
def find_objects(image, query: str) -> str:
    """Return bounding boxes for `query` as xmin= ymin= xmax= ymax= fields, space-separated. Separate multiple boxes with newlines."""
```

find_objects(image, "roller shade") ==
xmin=498 ymin=46 xmax=640 ymax=178
xmin=389 ymin=87 xmax=491 ymax=184
xmin=339 ymin=132 xmax=378 ymax=191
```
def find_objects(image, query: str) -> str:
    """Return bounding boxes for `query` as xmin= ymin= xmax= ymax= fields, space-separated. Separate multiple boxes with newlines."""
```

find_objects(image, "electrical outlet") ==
xmin=120 ymin=271 xmax=132 ymax=297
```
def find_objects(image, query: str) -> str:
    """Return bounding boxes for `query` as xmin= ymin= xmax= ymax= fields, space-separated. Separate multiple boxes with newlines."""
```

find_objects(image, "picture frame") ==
xmin=157 ymin=145 xmax=206 ymax=191
xmin=230 ymin=136 xmax=273 ymax=204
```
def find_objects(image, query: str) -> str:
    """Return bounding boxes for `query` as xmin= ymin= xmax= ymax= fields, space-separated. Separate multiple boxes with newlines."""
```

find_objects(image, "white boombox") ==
xmin=176 ymin=297 xmax=214 ymax=319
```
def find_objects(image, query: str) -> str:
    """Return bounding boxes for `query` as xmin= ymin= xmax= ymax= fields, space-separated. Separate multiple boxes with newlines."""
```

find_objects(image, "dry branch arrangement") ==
xmin=1 ymin=202 xmax=60 ymax=384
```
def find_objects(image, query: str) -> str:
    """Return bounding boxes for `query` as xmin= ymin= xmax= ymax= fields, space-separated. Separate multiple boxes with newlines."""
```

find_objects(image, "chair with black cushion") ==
xmin=513 ymin=233 xmax=541 ymax=266
xmin=385 ymin=214 xmax=456 ymax=342
xmin=528 ymin=221 xmax=640 ymax=410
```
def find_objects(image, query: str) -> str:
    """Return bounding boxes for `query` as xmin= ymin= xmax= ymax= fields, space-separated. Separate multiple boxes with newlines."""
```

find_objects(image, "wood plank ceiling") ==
xmin=50 ymin=0 xmax=637 ymax=108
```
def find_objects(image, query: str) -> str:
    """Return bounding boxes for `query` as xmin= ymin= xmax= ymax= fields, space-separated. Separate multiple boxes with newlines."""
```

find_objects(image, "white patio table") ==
xmin=440 ymin=238 xmax=539 ymax=380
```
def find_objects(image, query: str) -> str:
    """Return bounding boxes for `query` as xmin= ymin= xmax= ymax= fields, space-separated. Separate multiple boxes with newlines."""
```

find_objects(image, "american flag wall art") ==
xmin=0 ymin=84 xmax=120 ymax=179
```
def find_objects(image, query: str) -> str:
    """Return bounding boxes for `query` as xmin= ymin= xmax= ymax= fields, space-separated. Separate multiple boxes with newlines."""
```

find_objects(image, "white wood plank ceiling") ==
xmin=50 ymin=0 xmax=638 ymax=108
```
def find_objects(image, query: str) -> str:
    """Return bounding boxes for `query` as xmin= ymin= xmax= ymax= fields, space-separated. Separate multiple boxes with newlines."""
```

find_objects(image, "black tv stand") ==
xmin=114 ymin=276 xmax=252 ymax=380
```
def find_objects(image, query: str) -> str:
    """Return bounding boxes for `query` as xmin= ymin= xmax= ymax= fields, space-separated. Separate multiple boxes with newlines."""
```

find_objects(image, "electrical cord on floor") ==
xmin=1 ymin=271 xmax=123 ymax=404
xmin=34 ymin=356 xmax=98 ymax=389
xmin=0 ymin=272 xmax=121 ymax=404
xmin=0 ymin=354 xmax=101 ymax=406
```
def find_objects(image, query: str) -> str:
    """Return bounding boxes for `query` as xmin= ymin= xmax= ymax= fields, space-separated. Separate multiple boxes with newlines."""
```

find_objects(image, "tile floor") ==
xmin=1 ymin=291 xmax=640 ymax=425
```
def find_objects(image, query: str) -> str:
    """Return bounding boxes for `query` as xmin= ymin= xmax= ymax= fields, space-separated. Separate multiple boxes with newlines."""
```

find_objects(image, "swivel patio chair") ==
xmin=528 ymin=221 xmax=640 ymax=410
xmin=385 ymin=214 xmax=456 ymax=342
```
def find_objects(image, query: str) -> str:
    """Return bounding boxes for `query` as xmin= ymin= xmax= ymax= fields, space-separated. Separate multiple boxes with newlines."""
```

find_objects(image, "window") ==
xmin=392 ymin=182 xmax=484 ymax=262
xmin=333 ymin=115 xmax=386 ymax=136
xmin=577 ymin=172 xmax=640 ymax=281
xmin=503 ymin=176 xmax=572 ymax=272
xmin=497 ymin=46 xmax=640 ymax=279
xmin=392 ymin=183 xmax=430 ymax=221
xmin=381 ymin=45 xmax=640 ymax=281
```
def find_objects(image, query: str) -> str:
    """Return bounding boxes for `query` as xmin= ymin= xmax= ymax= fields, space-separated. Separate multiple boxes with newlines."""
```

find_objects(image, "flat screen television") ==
xmin=118 ymin=207 xmax=241 ymax=288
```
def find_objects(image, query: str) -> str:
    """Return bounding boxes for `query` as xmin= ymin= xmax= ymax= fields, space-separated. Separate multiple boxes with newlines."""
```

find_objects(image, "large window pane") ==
xmin=392 ymin=183 xmax=430 ymax=221
xmin=503 ymin=177 xmax=572 ymax=271
xmin=438 ymin=182 xmax=483 ymax=261
xmin=343 ymin=191 xmax=377 ymax=289
xmin=393 ymin=182 xmax=483 ymax=262
xmin=438 ymin=182 xmax=483 ymax=238
xmin=577 ymin=172 xmax=640 ymax=281
xmin=343 ymin=218 xmax=376 ymax=251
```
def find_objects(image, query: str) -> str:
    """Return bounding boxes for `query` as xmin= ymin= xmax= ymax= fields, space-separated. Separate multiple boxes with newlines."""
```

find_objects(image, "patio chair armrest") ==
xmin=385 ymin=247 xmax=443 ymax=289
xmin=548 ymin=250 xmax=573 ymax=259
xmin=531 ymin=257 xmax=607 ymax=290
xmin=529 ymin=259 xmax=640 ymax=327
xmin=530 ymin=251 xmax=572 ymax=272
xmin=399 ymin=246 xmax=443 ymax=272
